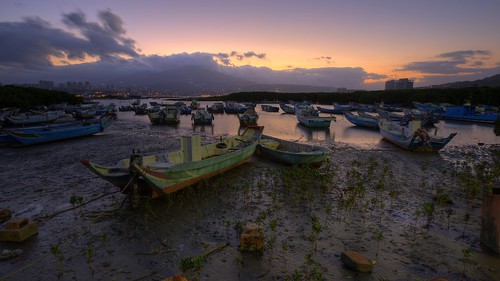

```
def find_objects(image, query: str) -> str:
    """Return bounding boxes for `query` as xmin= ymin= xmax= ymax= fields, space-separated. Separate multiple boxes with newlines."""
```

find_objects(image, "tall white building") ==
xmin=385 ymin=78 xmax=413 ymax=90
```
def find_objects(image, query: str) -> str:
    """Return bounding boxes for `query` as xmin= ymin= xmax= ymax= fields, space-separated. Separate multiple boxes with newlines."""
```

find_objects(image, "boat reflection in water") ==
xmin=294 ymin=123 xmax=334 ymax=142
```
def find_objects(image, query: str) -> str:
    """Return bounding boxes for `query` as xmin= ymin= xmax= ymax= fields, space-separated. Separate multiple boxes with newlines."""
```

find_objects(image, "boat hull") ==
xmin=81 ymin=126 xmax=264 ymax=198
xmin=378 ymin=118 xmax=456 ymax=152
xmin=257 ymin=135 xmax=329 ymax=166
xmin=4 ymin=113 xmax=116 ymax=145
xmin=344 ymin=111 xmax=378 ymax=129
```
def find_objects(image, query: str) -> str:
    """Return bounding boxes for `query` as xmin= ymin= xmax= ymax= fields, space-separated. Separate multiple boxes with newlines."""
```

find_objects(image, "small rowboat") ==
xmin=257 ymin=135 xmax=330 ymax=167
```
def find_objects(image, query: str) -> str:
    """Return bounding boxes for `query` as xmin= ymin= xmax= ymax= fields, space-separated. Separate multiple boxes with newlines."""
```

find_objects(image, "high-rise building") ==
xmin=385 ymin=78 xmax=413 ymax=90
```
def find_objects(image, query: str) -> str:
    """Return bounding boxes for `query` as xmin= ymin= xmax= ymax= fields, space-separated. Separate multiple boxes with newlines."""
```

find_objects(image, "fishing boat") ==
xmin=377 ymin=109 xmax=404 ymax=121
xmin=5 ymin=110 xmax=64 ymax=125
xmin=148 ymin=105 xmax=180 ymax=124
xmin=80 ymin=126 xmax=264 ymax=200
xmin=331 ymin=102 xmax=354 ymax=114
xmin=190 ymin=100 xmax=200 ymax=110
xmin=225 ymin=101 xmax=246 ymax=114
xmin=3 ymin=113 xmax=116 ymax=145
xmin=441 ymin=105 xmax=499 ymax=123
xmin=344 ymin=111 xmax=378 ymax=129
xmin=238 ymin=108 xmax=259 ymax=126
xmin=316 ymin=106 xmax=338 ymax=114
xmin=412 ymin=101 xmax=443 ymax=112
xmin=192 ymin=108 xmax=214 ymax=125
xmin=296 ymin=106 xmax=335 ymax=128
xmin=207 ymin=102 xmax=225 ymax=114
xmin=279 ymin=103 xmax=296 ymax=114
xmin=261 ymin=104 xmax=279 ymax=112
xmin=257 ymin=135 xmax=330 ymax=167
xmin=378 ymin=117 xmax=457 ymax=151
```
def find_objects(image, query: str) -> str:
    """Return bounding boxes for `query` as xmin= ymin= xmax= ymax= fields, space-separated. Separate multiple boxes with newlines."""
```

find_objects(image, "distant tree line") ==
xmin=206 ymin=87 xmax=500 ymax=107
xmin=0 ymin=85 xmax=83 ymax=109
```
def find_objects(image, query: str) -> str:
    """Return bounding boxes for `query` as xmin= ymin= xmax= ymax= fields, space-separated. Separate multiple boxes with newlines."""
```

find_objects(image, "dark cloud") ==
xmin=314 ymin=56 xmax=334 ymax=64
xmin=0 ymin=10 xmax=378 ymax=89
xmin=399 ymin=50 xmax=493 ymax=74
xmin=0 ymin=9 xmax=138 ymax=71
xmin=215 ymin=51 xmax=266 ymax=64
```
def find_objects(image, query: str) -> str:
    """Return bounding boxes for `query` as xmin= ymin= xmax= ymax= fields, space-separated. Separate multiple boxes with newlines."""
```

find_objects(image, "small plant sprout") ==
xmin=445 ymin=208 xmax=454 ymax=230
xmin=463 ymin=212 xmax=470 ymax=237
xmin=310 ymin=213 xmax=322 ymax=251
xmin=374 ymin=229 xmax=383 ymax=259
xmin=180 ymin=255 xmax=205 ymax=281
xmin=462 ymin=247 xmax=471 ymax=276
xmin=50 ymin=244 xmax=64 ymax=279
xmin=84 ymin=245 xmax=94 ymax=276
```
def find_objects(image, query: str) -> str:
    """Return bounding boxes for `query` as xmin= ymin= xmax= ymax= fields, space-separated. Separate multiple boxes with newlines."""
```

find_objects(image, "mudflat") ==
xmin=0 ymin=124 xmax=499 ymax=280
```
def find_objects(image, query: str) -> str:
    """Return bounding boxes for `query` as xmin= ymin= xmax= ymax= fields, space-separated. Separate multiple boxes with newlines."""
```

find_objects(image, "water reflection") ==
xmin=100 ymin=99 xmax=499 ymax=146
xmin=294 ymin=124 xmax=333 ymax=142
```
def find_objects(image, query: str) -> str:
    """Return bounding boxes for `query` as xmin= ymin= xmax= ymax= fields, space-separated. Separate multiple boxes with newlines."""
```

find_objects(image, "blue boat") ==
xmin=257 ymin=135 xmax=330 ymax=167
xmin=3 ymin=113 xmax=116 ymax=145
xmin=261 ymin=104 xmax=279 ymax=112
xmin=378 ymin=117 xmax=457 ymax=152
xmin=296 ymin=106 xmax=335 ymax=128
xmin=344 ymin=111 xmax=378 ymax=129
xmin=279 ymin=103 xmax=296 ymax=114
xmin=317 ymin=106 xmax=338 ymax=114
xmin=412 ymin=101 xmax=444 ymax=112
xmin=441 ymin=105 xmax=499 ymax=123
xmin=206 ymin=102 xmax=225 ymax=114
xmin=225 ymin=101 xmax=246 ymax=114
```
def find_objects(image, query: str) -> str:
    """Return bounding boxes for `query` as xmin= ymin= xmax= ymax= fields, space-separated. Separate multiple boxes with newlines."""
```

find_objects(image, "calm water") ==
xmin=101 ymin=99 xmax=499 ymax=148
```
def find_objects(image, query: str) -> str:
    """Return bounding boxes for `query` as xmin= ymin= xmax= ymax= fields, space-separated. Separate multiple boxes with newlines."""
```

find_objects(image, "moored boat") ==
xmin=296 ymin=106 xmax=335 ymax=128
xmin=279 ymin=103 xmax=296 ymax=114
xmin=80 ymin=126 xmax=264 ymax=200
xmin=257 ymin=134 xmax=330 ymax=167
xmin=207 ymin=102 xmax=225 ymax=114
xmin=3 ymin=113 xmax=116 ymax=145
xmin=344 ymin=110 xmax=378 ymax=129
xmin=5 ymin=110 xmax=64 ymax=125
xmin=148 ymin=105 xmax=180 ymax=124
xmin=261 ymin=104 xmax=279 ymax=112
xmin=378 ymin=117 xmax=456 ymax=151
xmin=192 ymin=108 xmax=214 ymax=125
xmin=238 ymin=108 xmax=259 ymax=125
xmin=441 ymin=105 xmax=499 ymax=123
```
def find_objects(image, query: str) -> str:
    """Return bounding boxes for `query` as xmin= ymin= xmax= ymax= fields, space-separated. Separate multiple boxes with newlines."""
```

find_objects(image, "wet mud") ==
xmin=1 ymin=115 xmax=499 ymax=281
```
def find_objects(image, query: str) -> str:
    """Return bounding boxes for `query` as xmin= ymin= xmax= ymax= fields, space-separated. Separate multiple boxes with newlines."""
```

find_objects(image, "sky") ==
xmin=1 ymin=0 xmax=499 ymax=90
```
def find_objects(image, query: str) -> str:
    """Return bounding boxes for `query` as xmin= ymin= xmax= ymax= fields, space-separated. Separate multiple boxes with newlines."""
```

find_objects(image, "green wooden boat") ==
xmin=257 ymin=134 xmax=330 ymax=167
xmin=81 ymin=126 xmax=264 ymax=199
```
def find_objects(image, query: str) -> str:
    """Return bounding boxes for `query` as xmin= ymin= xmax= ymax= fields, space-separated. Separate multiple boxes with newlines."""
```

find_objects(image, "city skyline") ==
xmin=1 ymin=0 xmax=499 ymax=91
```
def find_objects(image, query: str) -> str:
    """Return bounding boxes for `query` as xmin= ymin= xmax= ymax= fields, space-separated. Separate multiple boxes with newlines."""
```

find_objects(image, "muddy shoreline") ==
xmin=1 ymin=120 xmax=499 ymax=280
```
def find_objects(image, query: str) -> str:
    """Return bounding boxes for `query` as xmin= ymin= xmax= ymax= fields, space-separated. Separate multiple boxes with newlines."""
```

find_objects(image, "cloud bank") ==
xmin=0 ymin=9 xmax=498 ymax=90
xmin=399 ymin=50 xmax=500 ymax=85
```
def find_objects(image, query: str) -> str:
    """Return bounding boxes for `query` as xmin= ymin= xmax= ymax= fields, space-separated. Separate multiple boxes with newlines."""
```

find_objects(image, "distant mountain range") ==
xmin=108 ymin=65 xmax=337 ymax=95
xmin=114 ymin=65 xmax=498 ymax=94
xmin=430 ymin=74 xmax=500 ymax=88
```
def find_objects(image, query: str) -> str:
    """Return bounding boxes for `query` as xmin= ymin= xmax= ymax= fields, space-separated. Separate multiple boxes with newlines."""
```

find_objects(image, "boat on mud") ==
xmin=261 ymin=104 xmax=279 ymax=112
xmin=238 ymin=107 xmax=259 ymax=126
xmin=279 ymin=103 xmax=296 ymax=114
xmin=441 ymin=105 xmax=499 ymax=123
xmin=378 ymin=117 xmax=457 ymax=151
xmin=4 ymin=110 xmax=64 ymax=126
xmin=344 ymin=110 xmax=379 ymax=129
xmin=148 ymin=105 xmax=180 ymax=124
xmin=257 ymin=134 xmax=330 ymax=167
xmin=80 ymin=126 xmax=264 ymax=200
xmin=191 ymin=108 xmax=214 ymax=125
xmin=3 ymin=113 xmax=116 ymax=145
xmin=296 ymin=105 xmax=335 ymax=128
xmin=207 ymin=102 xmax=225 ymax=114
